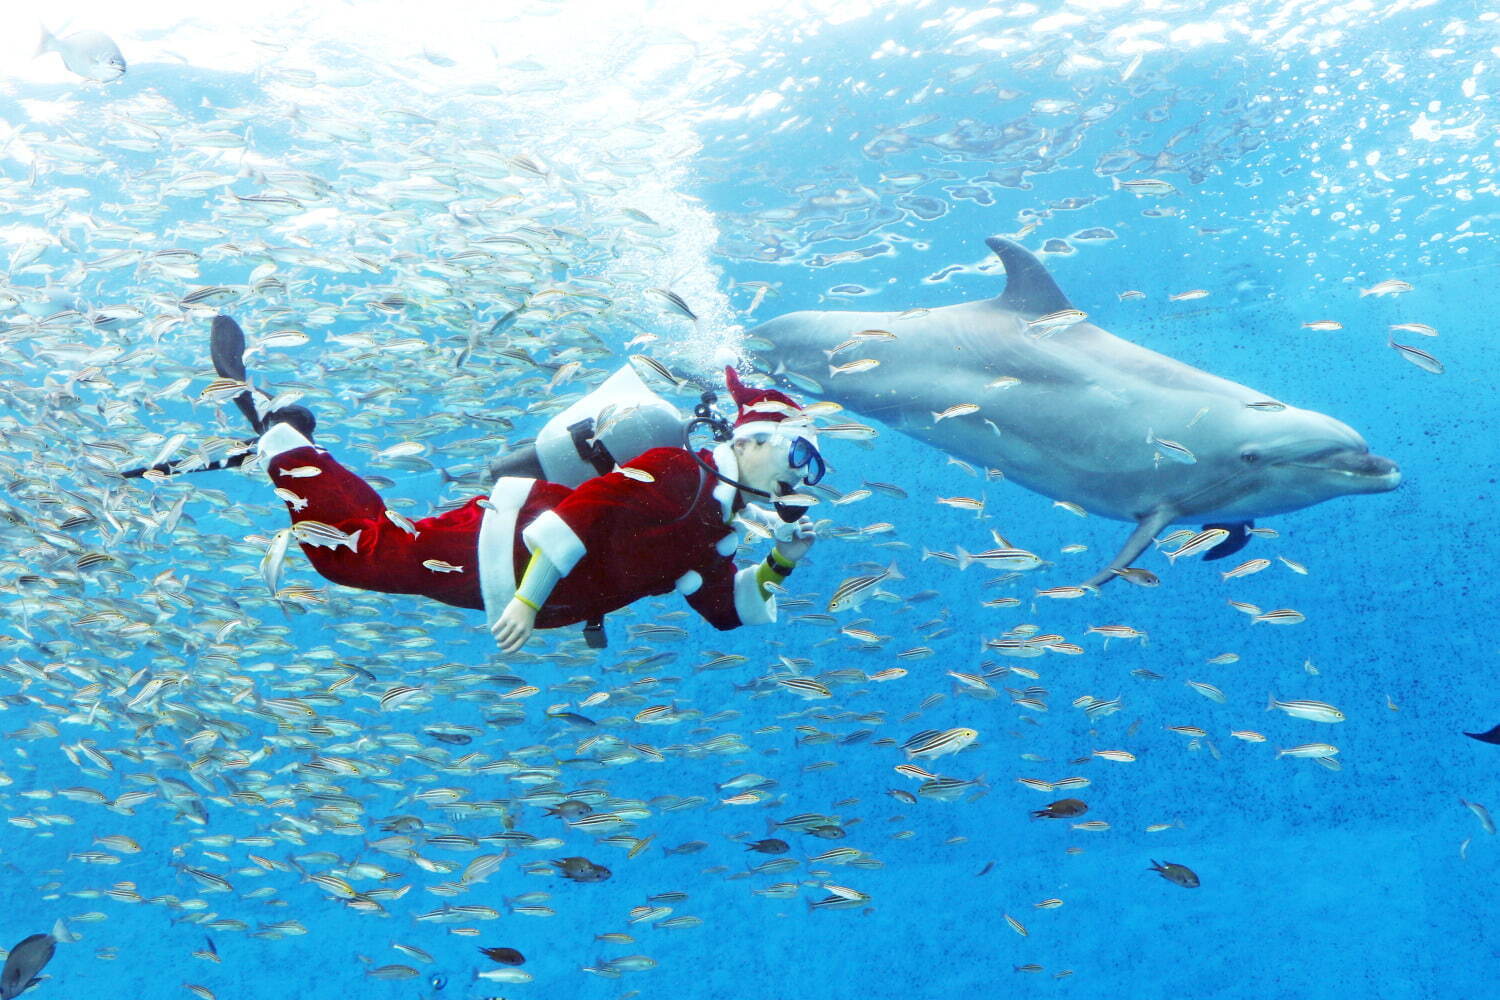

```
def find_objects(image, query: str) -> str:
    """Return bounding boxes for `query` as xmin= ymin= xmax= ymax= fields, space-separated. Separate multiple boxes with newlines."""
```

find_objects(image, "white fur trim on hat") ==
xmin=731 ymin=418 xmax=818 ymax=444
xmin=731 ymin=419 xmax=788 ymax=440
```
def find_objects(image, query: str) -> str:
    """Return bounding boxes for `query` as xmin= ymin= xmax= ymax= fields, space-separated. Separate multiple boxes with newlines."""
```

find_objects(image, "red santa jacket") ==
xmin=258 ymin=423 xmax=775 ymax=632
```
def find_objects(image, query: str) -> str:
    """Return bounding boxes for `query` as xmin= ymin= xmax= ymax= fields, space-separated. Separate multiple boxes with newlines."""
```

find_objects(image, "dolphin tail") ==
xmin=1081 ymin=509 xmax=1176 ymax=590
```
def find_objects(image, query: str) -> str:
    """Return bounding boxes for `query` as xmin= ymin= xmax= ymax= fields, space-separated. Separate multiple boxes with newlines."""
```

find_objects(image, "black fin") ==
xmin=984 ymin=237 xmax=1075 ymax=317
xmin=1464 ymin=724 xmax=1500 ymax=745
xmin=211 ymin=314 xmax=265 ymax=435
xmin=210 ymin=314 xmax=248 ymax=381
xmin=1201 ymin=521 xmax=1252 ymax=562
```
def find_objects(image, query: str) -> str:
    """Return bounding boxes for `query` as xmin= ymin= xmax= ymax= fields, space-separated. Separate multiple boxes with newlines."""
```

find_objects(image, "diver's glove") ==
xmin=772 ymin=516 xmax=816 ymax=564
xmin=492 ymin=550 xmax=563 ymax=653
xmin=492 ymin=599 xmax=538 ymax=655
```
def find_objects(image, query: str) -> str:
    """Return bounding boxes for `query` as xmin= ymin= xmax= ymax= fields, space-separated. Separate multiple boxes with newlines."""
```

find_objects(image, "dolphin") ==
xmin=745 ymin=237 xmax=1400 ymax=588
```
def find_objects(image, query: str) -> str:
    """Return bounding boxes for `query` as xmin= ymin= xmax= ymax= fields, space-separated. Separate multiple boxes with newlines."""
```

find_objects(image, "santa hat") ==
xmin=723 ymin=367 xmax=813 ymax=441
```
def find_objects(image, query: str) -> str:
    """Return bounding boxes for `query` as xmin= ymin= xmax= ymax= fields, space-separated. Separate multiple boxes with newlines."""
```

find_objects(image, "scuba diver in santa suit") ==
xmin=208 ymin=315 xmax=827 ymax=652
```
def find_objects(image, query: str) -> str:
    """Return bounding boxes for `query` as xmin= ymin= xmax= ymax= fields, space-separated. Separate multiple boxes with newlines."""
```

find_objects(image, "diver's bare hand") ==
xmin=491 ymin=599 xmax=537 ymax=654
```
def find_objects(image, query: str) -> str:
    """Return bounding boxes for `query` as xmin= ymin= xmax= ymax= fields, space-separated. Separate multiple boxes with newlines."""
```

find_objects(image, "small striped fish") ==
xmin=1276 ymin=743 xmax=1339 ymax=759
xmin=777 ymin=677 xmax=832 ymax=699
xmin=827 ymin=562 xmax=902 ymax=613
xmin=932 ymin=403 xmax=980 ymax=422
xmin=902 ymin=727 xmax=978 ymax=760
xmin=1186 ymin=680 xmax=1226 ymax=704
xmin=1164 ymin=527 xmax=1230 ymax=563
xmin=1220 ymin=558 xmax=1271 ymax=580
xmin=828 ymin=358 xmax=880 ymax=377
xmin=290 ymin=520 xmax=361 ymax=552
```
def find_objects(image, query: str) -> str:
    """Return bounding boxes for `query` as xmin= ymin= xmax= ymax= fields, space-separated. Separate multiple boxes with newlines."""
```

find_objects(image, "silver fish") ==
xmin=37 ymin=28 xmax=125 ymax=81
xmin=260 ymin=528 xmax=293 ymax=596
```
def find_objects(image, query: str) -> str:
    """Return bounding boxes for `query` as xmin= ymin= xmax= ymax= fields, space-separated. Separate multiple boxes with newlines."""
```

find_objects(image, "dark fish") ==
xmin=1110 ymin=567 xmax=1160 ymax=587
xmin=744 ymin=838 xmax=789 ymax=855
xmin=1463 ymin=724 xmax=1500 ymax=745
xmin=1149 ymin=859 xmax=1200 ymax=888
xmin=552 ymin=857 xmax=611 ymax=883
xmin=379 ymin=815 xmax=424 ymax=833
xmin=1030 ymin=798 xmax=1088 ymax=820
xmin=545 ymin=711 xmax=596 ymax=728
xmin=478 ymin=947 xmax=524 ymax=966
xmin=2 ymin=933 xmax=56 ymax=1000
xmin=542 ymin=800 xmax=592 ymax=820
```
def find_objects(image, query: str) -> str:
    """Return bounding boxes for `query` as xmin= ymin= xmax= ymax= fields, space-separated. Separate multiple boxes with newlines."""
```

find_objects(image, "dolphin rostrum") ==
xmin=745 ymin=237 xmax=1400 ymax=588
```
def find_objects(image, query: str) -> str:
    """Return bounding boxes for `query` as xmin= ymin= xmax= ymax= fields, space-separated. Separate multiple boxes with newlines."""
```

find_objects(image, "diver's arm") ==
xmin=491 ymin=551 xmax=562 ymax=653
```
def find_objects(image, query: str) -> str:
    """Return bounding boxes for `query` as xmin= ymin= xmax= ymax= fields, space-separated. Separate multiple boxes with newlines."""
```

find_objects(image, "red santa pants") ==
xmin=260 ymin=424 xmax=487 ymax=611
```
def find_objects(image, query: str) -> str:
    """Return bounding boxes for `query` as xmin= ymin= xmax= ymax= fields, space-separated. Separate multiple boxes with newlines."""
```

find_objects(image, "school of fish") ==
xmin=0 ymin=5 xmax=1454 ymax=995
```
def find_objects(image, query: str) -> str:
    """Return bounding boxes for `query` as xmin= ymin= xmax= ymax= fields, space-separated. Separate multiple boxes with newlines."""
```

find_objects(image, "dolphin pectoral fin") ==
xmin=983 ymin=237 xmax=1075 ymax=317
xmin=1463 ymin=724 xmax=1500 ymax=745
xmin=1081 ymin=509 xmax=1177 ymax=589
xmin=1201 ymin=521 xmax=1253 ymax=561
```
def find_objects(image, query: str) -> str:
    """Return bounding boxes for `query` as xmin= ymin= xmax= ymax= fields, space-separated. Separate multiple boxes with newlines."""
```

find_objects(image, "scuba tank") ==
xmin=530 ymin=365 xmax=687 ymax=487
xmin=526 ymin=362 xmax=811 ymax=530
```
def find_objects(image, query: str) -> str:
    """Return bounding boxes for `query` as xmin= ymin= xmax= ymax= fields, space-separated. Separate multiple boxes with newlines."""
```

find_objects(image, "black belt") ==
xmin=568 ymin=418 xmax=616 ymax=476
xmin=569 ymin=419 xmax=612 ymax=648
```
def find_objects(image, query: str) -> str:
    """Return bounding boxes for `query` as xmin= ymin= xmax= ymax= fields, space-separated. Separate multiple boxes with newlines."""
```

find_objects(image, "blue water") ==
xmin=0 ymin=2 xmax=1496 ymax=998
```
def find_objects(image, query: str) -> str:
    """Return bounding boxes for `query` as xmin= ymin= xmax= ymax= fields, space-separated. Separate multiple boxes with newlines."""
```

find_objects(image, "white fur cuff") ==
xmin=733 ymin=565 xmax=777 ymax=626
xmin=521 ymin=509 xmax=587 ymax=575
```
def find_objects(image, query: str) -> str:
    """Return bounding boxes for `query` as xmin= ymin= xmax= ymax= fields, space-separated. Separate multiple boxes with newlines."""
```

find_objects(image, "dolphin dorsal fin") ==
xmin=985 ymin=237 xmax=1074 ymax=317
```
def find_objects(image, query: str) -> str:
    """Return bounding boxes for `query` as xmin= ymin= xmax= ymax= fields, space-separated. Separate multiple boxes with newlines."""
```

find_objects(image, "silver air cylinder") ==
xmin=533 ymin=365 xmax=685 ymax=488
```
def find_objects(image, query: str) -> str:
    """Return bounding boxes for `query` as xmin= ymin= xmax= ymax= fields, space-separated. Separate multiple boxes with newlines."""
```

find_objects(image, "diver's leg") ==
xmin=260 ymin=422 xmax=486 ymax=608
xmin=212 ymin=314 xmax=317 ymax=439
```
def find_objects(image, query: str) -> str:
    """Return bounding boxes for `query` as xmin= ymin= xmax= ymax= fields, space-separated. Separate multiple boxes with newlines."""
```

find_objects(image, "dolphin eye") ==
xmin=1241 ymin=450 xmax=1259 ymax=464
